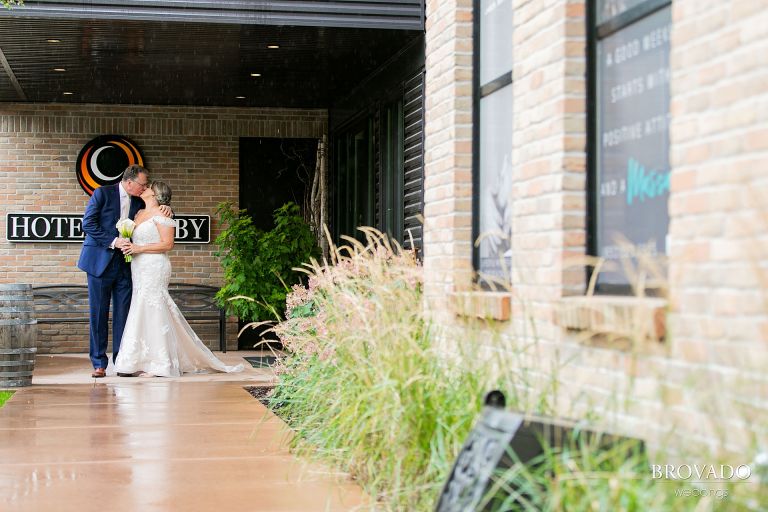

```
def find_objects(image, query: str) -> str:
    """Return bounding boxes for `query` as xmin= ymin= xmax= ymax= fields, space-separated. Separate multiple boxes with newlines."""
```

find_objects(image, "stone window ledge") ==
xmin=450 ymin=291 xmax=512 ymax=321
xmin=554 ymin=295 xmax=667 ymax=345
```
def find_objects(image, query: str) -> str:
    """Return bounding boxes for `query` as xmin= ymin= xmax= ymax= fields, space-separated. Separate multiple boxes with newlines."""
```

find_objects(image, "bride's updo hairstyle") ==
xmin=151 ymin=181 xmax=172 ymax=206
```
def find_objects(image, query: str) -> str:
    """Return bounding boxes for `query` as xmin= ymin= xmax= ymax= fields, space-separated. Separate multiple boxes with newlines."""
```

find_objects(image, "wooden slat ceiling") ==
xmin=0 ymin=16 xmax=421 ymax=107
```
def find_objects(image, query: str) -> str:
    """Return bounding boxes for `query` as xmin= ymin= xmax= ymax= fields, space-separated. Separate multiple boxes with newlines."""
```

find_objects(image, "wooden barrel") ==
xmin=0 ymin=284 xmax=37 ymax=388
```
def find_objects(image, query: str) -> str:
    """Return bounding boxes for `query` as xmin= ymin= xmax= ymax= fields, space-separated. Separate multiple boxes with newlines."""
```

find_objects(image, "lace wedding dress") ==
xmin=114 ymin=216 xmax=243 ymax=377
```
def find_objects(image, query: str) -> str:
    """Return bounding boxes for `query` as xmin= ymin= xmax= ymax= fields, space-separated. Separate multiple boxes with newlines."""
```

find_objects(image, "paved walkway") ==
xmin=0 ymin=353 xmax=369 ymax=512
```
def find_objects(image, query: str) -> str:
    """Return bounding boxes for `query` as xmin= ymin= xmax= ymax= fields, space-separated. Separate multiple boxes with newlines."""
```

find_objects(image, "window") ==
xmin=331 ymin=70 xmax=425 ymax=252
xmin=589 ymin=0 xmax=672 ymax=292
xmin=380 ymin=99 xmax=405 ymax=243
xmin=334 ymin=117 xmax=374 ymax=243
xmin=473 ymin=0 xmax=514 ymax=283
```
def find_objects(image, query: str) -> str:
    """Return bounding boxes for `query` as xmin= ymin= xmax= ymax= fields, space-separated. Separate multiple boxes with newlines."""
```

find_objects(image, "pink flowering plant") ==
xmin=271 ymin=229 xmax=422 ymax=375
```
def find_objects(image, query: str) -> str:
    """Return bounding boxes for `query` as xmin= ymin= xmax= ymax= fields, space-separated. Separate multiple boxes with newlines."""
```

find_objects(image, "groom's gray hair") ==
xmin=123 ymin=164 xmax=149 ymax=182
xmin=152 ymin=181 xmax=172 ymax=206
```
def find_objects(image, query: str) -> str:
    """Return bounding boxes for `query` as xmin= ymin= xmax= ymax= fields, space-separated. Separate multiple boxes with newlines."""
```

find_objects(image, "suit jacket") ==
xmin=77 ymin=184 xmax=143 ymax=277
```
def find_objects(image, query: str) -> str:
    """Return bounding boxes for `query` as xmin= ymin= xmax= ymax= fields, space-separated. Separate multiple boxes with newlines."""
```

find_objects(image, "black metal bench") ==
xmin=32 ymin=283 xmax=227 ymax=352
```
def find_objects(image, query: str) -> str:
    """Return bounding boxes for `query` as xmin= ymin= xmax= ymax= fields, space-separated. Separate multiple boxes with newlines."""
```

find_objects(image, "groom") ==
xmin=78 ymin=164 xmax=151 ymax=378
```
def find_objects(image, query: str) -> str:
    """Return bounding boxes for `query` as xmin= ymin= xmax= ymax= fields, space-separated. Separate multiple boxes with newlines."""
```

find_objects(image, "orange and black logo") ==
xmin=75 ymin=135 xmax=145 ymax=195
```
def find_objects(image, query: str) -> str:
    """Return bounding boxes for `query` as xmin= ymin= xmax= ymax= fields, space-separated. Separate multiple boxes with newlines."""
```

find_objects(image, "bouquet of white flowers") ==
xmin=116 ymin=218 xmax=136 ymax=262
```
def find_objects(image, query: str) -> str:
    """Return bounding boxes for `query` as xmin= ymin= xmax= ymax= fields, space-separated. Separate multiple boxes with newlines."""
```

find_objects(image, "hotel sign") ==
xmin=6 ymin=213 xmax=211 ymax=244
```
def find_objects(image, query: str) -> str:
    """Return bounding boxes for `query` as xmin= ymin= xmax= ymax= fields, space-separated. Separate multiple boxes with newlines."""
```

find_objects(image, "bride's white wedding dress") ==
xmin=114 ymin=215 xmax=243 ymax=377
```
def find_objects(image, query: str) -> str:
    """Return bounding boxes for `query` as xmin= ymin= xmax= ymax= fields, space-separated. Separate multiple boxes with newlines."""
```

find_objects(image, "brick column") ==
xmin=423 ymin=0 xmax=475 ymax=315
xmin=511 ymin=0 xmax=587 ymax=336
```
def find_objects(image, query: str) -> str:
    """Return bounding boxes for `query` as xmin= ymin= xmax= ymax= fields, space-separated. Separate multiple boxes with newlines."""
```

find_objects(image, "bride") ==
xmin=114 ymin=181 xmax=243 ymax=377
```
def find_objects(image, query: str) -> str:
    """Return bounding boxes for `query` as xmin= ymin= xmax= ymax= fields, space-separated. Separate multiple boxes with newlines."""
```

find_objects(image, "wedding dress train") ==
xmin=114 ymin=215 xmax=243 ymax=377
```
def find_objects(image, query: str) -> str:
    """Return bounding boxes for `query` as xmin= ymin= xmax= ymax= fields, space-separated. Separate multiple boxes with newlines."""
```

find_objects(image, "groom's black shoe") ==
xmin=117 ymin=372 xmax=139 ymax=377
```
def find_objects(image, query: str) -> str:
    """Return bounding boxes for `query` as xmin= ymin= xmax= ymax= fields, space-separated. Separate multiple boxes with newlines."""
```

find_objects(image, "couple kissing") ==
xmin=78 ymin=164 xmax=243 ymax=378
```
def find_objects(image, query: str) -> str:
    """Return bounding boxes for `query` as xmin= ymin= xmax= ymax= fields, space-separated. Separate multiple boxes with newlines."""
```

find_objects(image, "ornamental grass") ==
xmin=268 ymin=229 xmax=554 ymax=509
xmin=266 ymin=228 xmax=767 ymax=511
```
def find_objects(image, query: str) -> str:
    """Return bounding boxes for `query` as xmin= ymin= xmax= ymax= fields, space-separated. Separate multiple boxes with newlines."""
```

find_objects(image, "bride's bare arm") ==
xmin=122 ymin=224 xmax=175 ymax=255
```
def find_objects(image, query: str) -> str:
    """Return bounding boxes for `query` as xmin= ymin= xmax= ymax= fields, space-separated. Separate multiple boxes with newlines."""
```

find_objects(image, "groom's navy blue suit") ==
xmin=78 ymin=184 xmax=143 ymax=370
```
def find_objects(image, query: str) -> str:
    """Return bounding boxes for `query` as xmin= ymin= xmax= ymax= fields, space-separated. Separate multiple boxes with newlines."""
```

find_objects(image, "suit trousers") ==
xmin=87 ymin=254 xmax=132 ymax=369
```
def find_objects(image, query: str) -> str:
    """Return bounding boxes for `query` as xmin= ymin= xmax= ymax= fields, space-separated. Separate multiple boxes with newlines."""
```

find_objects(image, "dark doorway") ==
xmin=240 ymin=137 xmax=318 ymax=231
xmin=238 ymin=137 xmax=318 ymax=349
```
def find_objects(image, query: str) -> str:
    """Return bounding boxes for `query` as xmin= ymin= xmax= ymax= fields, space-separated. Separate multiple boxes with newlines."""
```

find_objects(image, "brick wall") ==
xmin=35 ymin=320 xmax=224 ymax=355
xmin=0 ymin=103 xmax=326 ymax=352
xmin=422 ymin=0 xmax=767 ymax=455
xmin=667 ymin=0 xmax=768 ymax=452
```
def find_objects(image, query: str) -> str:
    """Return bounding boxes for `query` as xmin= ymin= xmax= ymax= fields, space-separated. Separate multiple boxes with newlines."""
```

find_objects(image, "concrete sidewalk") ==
xmin=0 ymin=353 xmax=369 ymax=512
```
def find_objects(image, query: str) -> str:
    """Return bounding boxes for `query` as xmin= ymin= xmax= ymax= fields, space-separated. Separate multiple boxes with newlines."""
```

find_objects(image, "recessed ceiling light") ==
xmin=250 ymin=73 xmax=262 ymax=77
xmin=267 ymin=45 xmax=280 ymax=49
xmin=62 ymin=92 xmax=73 ymax=95
xmin=53 ymin=68 xmax=66 ymax=72
xmin=235 ymin=96 xmax=246 ymax=99
xmin=47 ymin=39 xmax=61 ymax=43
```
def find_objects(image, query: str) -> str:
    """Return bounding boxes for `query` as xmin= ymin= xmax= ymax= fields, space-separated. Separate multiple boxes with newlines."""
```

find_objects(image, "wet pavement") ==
xmin=0 ymin=353 xmax=369 ymax=512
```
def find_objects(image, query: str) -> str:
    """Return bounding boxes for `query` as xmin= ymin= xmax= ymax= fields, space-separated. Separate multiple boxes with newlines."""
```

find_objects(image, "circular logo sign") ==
xmin=75 ymin=135 xmax=145 ymax=195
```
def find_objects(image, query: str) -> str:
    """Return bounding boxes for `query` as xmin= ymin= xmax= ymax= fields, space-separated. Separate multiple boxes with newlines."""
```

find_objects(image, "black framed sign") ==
xmin=590 ymin=0 xmax=672 ymax=290
xmin=6 ymin=213 xmax=211 ymax=244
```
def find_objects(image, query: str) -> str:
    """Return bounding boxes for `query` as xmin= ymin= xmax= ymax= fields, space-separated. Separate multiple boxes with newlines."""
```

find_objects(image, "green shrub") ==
xmin=0 ymin=391 xmax=13 ymax=408
xmin=214 ymin=201 xmax=318 ymax=322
